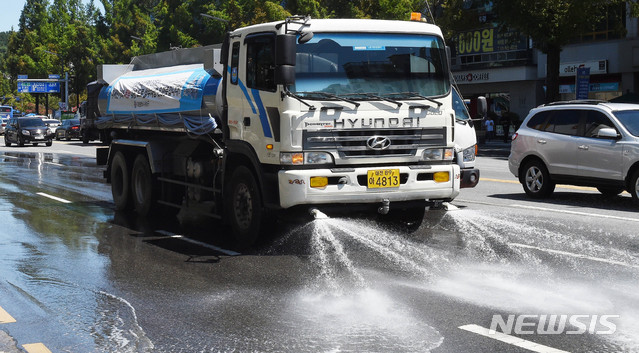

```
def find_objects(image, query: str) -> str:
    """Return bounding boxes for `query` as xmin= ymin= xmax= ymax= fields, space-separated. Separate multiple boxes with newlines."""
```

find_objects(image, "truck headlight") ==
xmin=21 ymin=130 xmax=30 ymax=135
xmin=280 ymin=152 xmax=333 ymax=165
xmin=422 ymin=148 xmax=454 ymax=161
xmin=462 ymin=145 xmax=476 ymax=162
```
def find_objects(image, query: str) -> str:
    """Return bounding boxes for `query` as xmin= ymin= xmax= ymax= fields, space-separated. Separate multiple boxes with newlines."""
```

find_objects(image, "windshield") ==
xmin=20 ymin=118 xmax=46 ymax=128
xmin=613 ymin=110 xmax=639 ymax=137
xmin=0 ymin=107 xmax=11 ymax=113
xmin=293 ymin=33 xmax=450 ymax=98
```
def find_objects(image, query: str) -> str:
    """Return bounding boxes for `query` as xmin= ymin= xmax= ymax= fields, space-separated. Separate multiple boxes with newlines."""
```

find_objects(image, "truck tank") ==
xmin=95 ymin=64 xmax=223 ymax=135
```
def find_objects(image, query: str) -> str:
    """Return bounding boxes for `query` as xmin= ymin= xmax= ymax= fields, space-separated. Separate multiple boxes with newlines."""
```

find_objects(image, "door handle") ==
xmin=578 ymin=145 xmax=589 ymax=150
xmin=537 ymin=139 xmax=547 ymax=144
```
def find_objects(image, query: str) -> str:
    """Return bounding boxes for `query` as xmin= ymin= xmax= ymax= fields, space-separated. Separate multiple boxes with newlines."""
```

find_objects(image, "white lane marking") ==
xmin=510 ymin=243 xmax=639 ymax=269
xmin=456 ymin=199 xmax=639 ymax=223
xmin=155 ymin=230 xmax=241 ymax=256
xmin=2 ymin=155 xmax=19 ymax=159
xmin=459 ymin=324 xmax=570 ymax=353
xmin=36 ymin=192 xmax=72 ymax=204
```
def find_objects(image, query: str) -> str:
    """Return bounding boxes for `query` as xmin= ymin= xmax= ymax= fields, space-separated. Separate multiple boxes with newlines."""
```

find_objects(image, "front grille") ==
xmin=303 ymin=128 xmax=446 ymax=158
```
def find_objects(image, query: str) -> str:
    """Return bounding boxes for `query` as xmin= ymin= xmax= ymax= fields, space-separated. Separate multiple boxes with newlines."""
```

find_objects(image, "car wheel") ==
xmin=131 ymin=154 xmax=156 ymax=217
xmin=630 ymin=169 xmax=639 ymax=206
xmin=597 ymin=186 xmax=624 ymax=197
xmin=45 ymin=139 xmax=52 ymax=147
xmin=111 ymin=152 xmax=131 ymax=211
xmin=32 ymin=143 xmax=38 ymax=146
xmin=224 ymin=166 xmax=263 ymax=249
xmin=18 ymin=136 xmax=24 ymax=147
xmin=4 ymin=137 xmax=10 ymax=147
xmin=520 ymin=160 xmax=555 ymax=198
xmin=66 ymin=135 xmax=71 ymax=141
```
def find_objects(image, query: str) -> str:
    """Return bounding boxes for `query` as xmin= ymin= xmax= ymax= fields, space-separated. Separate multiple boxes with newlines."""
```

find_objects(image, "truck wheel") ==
xmin=224 ymin=166 xmax=263 ymax=249
xmin=111 ymin=151 xmax=131 ymax=211
xmin=131 ymin=154 xmax=155 ymax=216
xmin=630 ymin=169 xmax=639 ymax=206
xmin=520 ymin=160 xmax=555 ymax=198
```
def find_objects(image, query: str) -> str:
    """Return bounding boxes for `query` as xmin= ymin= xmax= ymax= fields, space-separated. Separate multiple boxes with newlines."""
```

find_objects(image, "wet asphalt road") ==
xmin=0 ymin=141 xmax=638 ymax=352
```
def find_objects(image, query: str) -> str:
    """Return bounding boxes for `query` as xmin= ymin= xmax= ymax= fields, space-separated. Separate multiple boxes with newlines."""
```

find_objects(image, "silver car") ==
xmin=508 ymin=101 xmax=639 ymax=204
xmin=0 ymin=118 xmax=8 ymax=135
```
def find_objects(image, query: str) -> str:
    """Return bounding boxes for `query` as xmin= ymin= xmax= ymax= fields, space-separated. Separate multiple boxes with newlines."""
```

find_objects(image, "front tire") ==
xmin=224 ymin=166 xmax=263 ymax=249
xmin=131 ymin=154 xmax=155 ymax=216
xmin=111 ymin=152 xmax=131 ymax=211
xmin=45 ymin=139 xmax=52 ymax=147
xmin=4 ymin=136 xmax=10 ymax=147
xmin=520 ymin=160 xmax=555 ymax=198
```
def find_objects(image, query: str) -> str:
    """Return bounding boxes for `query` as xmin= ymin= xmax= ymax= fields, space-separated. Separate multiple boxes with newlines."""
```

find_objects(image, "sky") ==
xmin=0 ymin=0 xmax=104 ymax=32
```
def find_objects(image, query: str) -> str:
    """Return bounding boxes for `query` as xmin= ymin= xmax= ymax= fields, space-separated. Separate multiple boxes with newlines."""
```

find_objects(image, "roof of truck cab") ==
xmin=232 ymin=18 xmax=444 ymax=38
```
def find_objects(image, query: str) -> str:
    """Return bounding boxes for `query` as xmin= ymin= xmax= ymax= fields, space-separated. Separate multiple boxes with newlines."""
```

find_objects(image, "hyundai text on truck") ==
xmin=90 ymin=16 xmax=480 ymax=248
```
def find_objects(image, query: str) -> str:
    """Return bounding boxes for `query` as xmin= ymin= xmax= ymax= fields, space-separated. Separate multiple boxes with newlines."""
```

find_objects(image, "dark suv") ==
xmin=4 ymin=117 xmax=53 ymax=147
xmin=509 ymin=101 xmax=639 ymax=204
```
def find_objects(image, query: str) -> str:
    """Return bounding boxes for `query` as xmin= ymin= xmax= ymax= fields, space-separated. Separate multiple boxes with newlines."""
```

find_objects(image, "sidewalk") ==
xmin=477 ymin=140 xmax=511 ymax=158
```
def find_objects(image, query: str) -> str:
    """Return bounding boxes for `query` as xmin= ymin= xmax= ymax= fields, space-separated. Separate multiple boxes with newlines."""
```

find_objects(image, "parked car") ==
xmin=509 ymin=101 xmax=639 ymax=205
xmin=0 ymin=118 xmax=8 ymax=135
xmin=4 ymin=117 xmax=53 ymax=147
xmin=55 ymin=119 xmax=81 ymax=141
xmin=43 ymin=118 xmax=62 ymax=130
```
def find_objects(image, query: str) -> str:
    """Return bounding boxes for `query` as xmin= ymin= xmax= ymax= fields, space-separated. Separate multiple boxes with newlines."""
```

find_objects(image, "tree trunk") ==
xmin=545 ymin=44 xmax=561 ymax=103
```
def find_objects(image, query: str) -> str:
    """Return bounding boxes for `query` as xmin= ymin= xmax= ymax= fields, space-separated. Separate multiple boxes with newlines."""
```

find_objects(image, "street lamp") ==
xmin=200 ymin=13 xmax=229 ymax=24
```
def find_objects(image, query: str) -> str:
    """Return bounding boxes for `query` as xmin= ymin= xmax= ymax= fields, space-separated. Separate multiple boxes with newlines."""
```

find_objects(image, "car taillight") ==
xmin=71 ymin=126 xmax=79 ymax=130
xmin=512 ymin=132 xmax=519 ymax=141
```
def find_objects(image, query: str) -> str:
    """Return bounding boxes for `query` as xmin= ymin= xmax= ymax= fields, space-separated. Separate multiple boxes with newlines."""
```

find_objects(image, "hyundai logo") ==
xmin=366 ymin=136 xmax=391 ymax=150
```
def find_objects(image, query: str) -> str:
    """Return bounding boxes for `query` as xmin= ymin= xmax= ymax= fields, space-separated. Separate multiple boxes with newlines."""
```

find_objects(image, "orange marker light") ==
xmin=410 ymin=12 xmax=422 ymax=21
xmin=266 ymin=144 xmax=273 ymax=150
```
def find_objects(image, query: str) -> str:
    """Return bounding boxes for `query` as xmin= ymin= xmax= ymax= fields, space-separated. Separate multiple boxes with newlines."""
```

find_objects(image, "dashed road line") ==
xmin=155 ymin=230 xmax=241 ymax=256
xmin=0 ymin=306 xmax=16 ymax=324
xmin=510 ymin=243 xmax=639 ymax=269
xmin=459 ymin=324 xmax=570 ymax=353
xmin=36 ymin=192 xmax=71 ymax=204
xmin=22 ymin=343 xmax=52 ymax=353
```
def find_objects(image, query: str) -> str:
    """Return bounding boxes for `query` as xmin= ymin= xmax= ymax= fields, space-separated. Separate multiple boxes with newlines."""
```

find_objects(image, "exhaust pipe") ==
xmin=309 ymin=208 xmax=329 ymax=219
xmin=378 ymin=199 xmax=390 ymax=215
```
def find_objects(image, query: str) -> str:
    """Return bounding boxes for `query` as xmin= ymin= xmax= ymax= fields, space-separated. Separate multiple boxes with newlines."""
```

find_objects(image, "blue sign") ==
xmin=17 ymin=75 xmax=28 ymax=80
xmin=17 ymin=81 xmax=60 ymax=93
xmin=575 ymin=67 xmax=590 ymax=100
xmin=48 ymin=74 xmax=60 ymax=80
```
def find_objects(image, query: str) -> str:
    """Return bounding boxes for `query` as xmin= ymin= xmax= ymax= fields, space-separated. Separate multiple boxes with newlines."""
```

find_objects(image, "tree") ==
xmin=492 ymin=0 xmax=627 ymax=103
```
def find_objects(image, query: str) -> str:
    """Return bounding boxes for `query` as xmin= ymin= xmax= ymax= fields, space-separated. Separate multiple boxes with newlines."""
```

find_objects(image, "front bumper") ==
xmin=278 ymin=164 xmax=460 ymax=208
xmin=460 ymin=168 xmax=480 ymax=188
xmin=22 ymin=133 xmax=51 ymax=142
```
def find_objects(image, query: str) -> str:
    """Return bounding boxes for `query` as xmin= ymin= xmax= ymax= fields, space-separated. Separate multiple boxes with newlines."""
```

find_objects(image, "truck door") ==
xmin=226 ymin=32 xmax=280 ymax=155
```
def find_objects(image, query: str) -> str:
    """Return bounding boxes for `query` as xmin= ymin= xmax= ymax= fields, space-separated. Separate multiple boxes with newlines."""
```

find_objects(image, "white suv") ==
xmin=508 ymin=101 xmax=639 ymax=205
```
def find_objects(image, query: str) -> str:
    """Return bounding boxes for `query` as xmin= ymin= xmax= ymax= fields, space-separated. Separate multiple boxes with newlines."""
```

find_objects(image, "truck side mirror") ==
xmin=477 ymin=96 xmax=487 ymax=118
xmin=275 ymin=34 xmax=296 ymax=86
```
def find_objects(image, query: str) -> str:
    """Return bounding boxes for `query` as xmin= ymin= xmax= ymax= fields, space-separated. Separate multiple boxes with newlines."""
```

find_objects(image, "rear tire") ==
xmin=520 ymin=160 xmax=555 ymax=198
xmin=224 ymin=166 xmax=263 ymax=249
xmin=630 ymin=169 xmax=639 ymax=206
xmin=111 ymin=151 xmax=131 ymax=211
xmin=45 ymin=139 xmax=52 ymax=147
xmin=4 ymin=137 xmax=10 ymax=147
xmin=131 ymin=154 xmax=155 ymax=217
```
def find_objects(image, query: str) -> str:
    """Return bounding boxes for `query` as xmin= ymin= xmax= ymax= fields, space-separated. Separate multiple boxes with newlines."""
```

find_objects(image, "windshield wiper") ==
xmin=296 ymin=91 xmax=361 ymax=108
xmin=341 ymin=93 xmax=402 ymax=108
xmin=385 ymin=92 xmax=443 ymax=107
xmin=282 ymin=89 xmax=316 ymax=110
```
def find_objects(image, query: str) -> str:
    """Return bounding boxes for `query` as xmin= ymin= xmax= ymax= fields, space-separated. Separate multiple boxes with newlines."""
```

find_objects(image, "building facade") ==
xmin=449 ymin=3 xmax=639 ymax=123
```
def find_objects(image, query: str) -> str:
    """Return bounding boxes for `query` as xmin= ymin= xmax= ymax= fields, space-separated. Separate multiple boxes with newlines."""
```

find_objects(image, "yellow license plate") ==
xmin=367 ymin=169 xmax=400 ymax=189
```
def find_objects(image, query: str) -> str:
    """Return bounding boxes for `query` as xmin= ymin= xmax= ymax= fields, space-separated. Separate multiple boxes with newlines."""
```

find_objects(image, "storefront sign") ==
xmin=453 ymin=72 xmax=491 ymax=83
xmin=559 ymin=82 xmax=619 ymax=94
xmin=559 ymin=60 xmax=607 ymax=77
xmin=454 ymin=28 xmax=527 ymax=55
